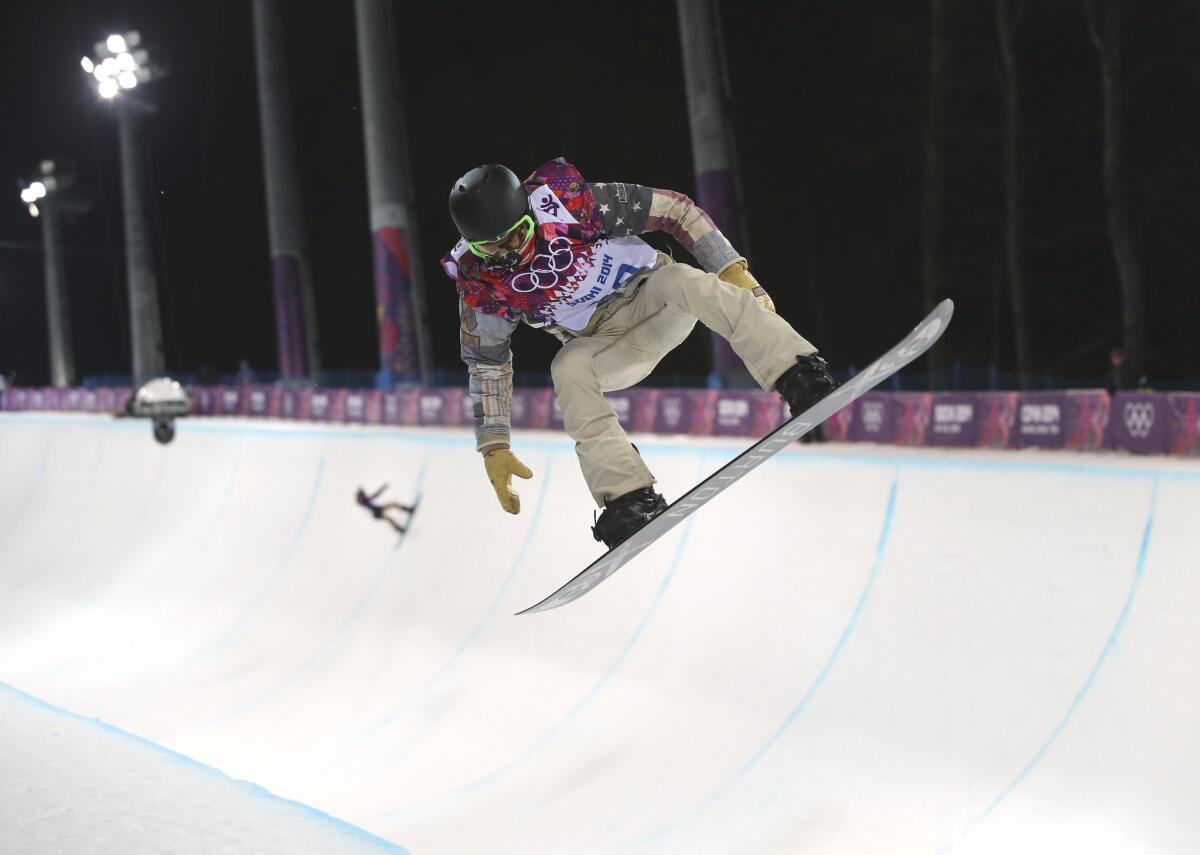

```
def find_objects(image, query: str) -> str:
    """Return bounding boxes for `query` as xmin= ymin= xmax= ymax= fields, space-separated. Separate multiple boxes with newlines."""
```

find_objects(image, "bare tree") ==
xmin=922 ymin=0 xmax=950 ymax=388
xmin=1084 ymin=0 xmax=1147 ymax=381
xmin=996 ymin=0 xmax=1034 ymax=389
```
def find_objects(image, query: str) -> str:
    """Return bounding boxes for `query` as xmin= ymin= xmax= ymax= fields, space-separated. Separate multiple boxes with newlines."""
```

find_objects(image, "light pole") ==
xmin=81 ymin=31 xmax=165 ymax=386
xmin=251 ymin=0 xmax=321 ymax=383
xmin=676 ymin=0 xmax=752 ymax=387
xmin=354 ymin=0 xmax=432 ymax=388
xmin=19 ymin=161 xmax=75 ymax=387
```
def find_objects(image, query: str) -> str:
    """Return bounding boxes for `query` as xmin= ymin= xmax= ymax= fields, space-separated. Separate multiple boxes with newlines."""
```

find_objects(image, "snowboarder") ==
xmin=355 ymin=485 xmax=417 ymax=536
xmin=443 ymin=158 xmax=837 ymax=548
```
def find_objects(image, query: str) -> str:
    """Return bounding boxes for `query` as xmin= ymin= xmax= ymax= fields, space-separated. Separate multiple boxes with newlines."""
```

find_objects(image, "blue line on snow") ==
xmin=204 ymin=455 xmax=327 ymax=656
xmin=631 ymin=470 xmax=902 ymax=850
xmin=112 ymin=441 xmax=246 ymax=707
xmin=185 ymin=435 xmax=246 ymax=574
xmin=182 ymin=448 xmax=431 ymax=733
xmin=0 ymin=681 xmax=410 ymax=853
xmin=0 ymin=430 xmax=53 ymax=549
xmin=422 ymin=456 xmax=556 ymax=693
xmin=352 ymin=455 xmax=555 ymax=748
xmin=950 ymin=476 xmax=1160 ymax=844
xmin=743 ymin=472 xmax=900 ymax=776
xmin=433 ymin=457 xmax=708 ymax=811
xmin=80 ymin=444 xmax=171 ymax=602
xmin=149 ymin=455 xmax=327 ymax=741
xmin=269 ymin=448 xmax=432 ymax=692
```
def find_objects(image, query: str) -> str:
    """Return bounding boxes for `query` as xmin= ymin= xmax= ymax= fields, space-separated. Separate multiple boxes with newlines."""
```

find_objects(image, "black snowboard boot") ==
xmin=591 ymin=486 xmax=668 ymax=549
xmin=774 ymin=353 xmax=839 ymax=417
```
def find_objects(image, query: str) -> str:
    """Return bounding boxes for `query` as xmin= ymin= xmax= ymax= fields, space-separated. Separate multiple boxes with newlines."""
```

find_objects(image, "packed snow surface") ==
xmin=1 ymin=413 xmax=1197 ymax=853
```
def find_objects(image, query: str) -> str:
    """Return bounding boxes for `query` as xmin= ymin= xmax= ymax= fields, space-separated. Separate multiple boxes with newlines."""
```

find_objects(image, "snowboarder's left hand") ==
xmin=482 ymin=446 xmax=533 ymax=514
xmin=719 ymin=260 xmax=776 ymax=313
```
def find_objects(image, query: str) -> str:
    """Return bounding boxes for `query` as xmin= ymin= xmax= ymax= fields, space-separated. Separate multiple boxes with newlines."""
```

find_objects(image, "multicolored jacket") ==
xmin=441 ymin=158 xmax=743 ymax=451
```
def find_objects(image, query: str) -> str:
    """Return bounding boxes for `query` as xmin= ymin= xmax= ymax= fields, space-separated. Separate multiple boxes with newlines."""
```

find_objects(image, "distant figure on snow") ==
xmin=355 ymin=484 xmax=418 ymax=536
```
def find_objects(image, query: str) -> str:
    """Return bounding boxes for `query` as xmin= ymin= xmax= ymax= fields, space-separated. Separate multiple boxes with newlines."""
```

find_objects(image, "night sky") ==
xmin=2 ymin=1 xmax=1198 ymax=389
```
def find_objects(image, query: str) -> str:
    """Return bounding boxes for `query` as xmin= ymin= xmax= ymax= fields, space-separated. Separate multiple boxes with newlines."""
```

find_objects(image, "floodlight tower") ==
xmin=18 ymin=161 xmax=75 ymax=387
xmin=676 ymin=0 xmax=750 ymax=387
xmin=81 ymin=31 xmax=165 ymax=385
xmin=251 ymin=0 xmax=321 ymax=383
xmin=354 ymin=0 xmax=432 ymax=388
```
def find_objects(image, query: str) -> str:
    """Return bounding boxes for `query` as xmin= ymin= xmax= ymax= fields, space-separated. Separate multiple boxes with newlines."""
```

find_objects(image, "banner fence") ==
xmin=3 ymin=385 xmax=1196 ymax=456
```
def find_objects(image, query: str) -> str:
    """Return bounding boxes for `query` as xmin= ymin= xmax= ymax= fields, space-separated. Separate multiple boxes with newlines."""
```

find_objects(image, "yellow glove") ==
xmin=482 ymin=445 xmax=533 ymax=514
xmin=719 ymin=259 xmax=776 ymax=313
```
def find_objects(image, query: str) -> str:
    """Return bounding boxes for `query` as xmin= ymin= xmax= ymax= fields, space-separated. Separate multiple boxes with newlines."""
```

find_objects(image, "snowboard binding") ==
xmin=591 ymin=486 xmax=668 ymax=549
xmin=774 ymin=352 xmax=838 ymax=417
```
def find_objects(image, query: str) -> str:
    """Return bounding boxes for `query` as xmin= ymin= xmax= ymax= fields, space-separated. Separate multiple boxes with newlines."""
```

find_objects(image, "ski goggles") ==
xmin=467 ymin=214 xmax=536 ymax=259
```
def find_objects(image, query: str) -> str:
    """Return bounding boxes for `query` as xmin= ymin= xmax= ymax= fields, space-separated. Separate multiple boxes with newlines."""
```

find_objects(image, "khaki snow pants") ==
xmin=551 ymin=260 xmax=816 ymax=506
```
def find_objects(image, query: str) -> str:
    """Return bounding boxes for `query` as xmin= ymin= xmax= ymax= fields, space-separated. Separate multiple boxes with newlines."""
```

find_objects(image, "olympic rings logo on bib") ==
xmin=510 ymin=237 xmax=578 ymax=293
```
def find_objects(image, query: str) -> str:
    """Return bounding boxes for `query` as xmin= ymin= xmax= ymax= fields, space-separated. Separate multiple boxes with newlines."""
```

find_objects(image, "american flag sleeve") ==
xmin=588 ymin=182 xmax=743 ymax=275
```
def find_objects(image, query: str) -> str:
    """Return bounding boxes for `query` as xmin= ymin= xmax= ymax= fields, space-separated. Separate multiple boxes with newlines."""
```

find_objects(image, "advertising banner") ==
xmin=822 ymin=402 xmax=854 ymax=442
xmin=364 ymin=389 xmax=384 ymax=424
xmin=188 ymin=387 xmax=211 ymax=416
xmin=603 ymin=389 xmax=660 ymax=433
xmin=1017 ymin=392 xmax=1066 ymax=448
xmin=398 ymin=389 xmax=423 ymax=425
xmin=246 ymin=386 xmax=272 ymax=418
xmin=327 ymin=389 xmax=349 ymax=422
xmin=892 ymin=392 xmax=933 ymax=446
xmin=847 ymin=393 xmax=894 ymax=443
xmin=654 ymin=389 xmax=717 ymax=435
xmin=1018 ymin=390 xmax=1109 ymax=450
xmin=26 ymin=384 xmax=1200 ymax=459
xmin=1067 ymin=390 xmax=1110 ymax=450
xmin=602 ymin=392 xmax=636 ymax=429
xmin=342 ymin=390 xmax=377 ymax=424
xmin=380 ymin=391 xmax=402 ymax=425
xmin=1168 ymin=393 xmax=1200 ymax=456
xmin=1109 ymin=392 xmax=1169 ymax=454
xmin=306 ymin=389 xmax=332 ymax=421
xmin=417 ymin=388 xmax=465 ymax=426
xmin=928 ymin=393 xmax=979 ymax=448
xmin=712 ymin=391 xmax=780 ymax=437
xmin=511 ymin=388 xmax=554 ymax=430
xmin=975 ymin=392 xmax=1019 ymax=449
xmin=276 ymin=387 xmax=299 ymax=420
xmin=215 ymin=386 xmax=243 ymax=417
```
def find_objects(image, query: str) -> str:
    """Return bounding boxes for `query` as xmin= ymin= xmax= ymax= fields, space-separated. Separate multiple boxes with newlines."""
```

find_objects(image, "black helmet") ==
xmin=449 ymin=164 xmax=529 ymax=241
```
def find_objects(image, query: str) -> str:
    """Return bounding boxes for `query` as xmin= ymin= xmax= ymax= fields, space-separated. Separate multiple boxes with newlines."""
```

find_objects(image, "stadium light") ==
xmin=80 ymin=27 xmax=167 ymax=385
xmin=81 ymin=31 xmax=155 ymax=101
xmin=18 ymin=174 xmax=56 ymax=218
xmin=17 ymin=158 xmax=81 ymax=387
